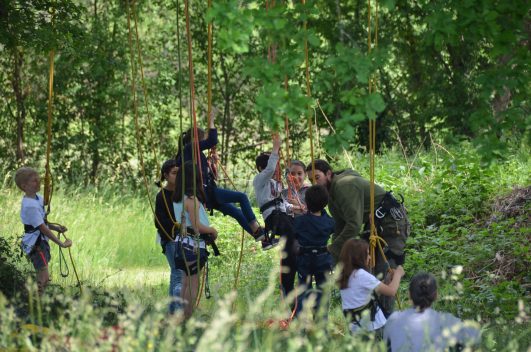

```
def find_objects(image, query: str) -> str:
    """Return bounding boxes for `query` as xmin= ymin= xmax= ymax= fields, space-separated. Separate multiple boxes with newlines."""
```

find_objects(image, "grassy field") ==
xmin=0 ymin=144 xmax=529 ymax=350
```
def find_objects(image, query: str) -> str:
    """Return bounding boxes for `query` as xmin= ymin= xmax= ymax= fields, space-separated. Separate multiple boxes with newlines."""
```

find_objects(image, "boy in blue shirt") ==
xmin=293 ymin=184 xmax=335 ymax=317
xmin=15 ymin=167 xmax=72 ymax=295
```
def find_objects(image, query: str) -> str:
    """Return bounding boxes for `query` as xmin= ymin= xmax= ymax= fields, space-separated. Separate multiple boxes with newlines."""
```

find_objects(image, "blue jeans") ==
xmin=164 ymin=241 xmax=184 ymax=314
xmin=211 ymin=187 xmax=257 ymax=235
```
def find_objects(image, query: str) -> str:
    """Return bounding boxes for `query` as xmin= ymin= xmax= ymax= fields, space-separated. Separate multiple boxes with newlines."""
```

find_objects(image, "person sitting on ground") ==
xmin=282 ymin=160 xmax=309 ymax=216
xmin=15 ymin=167 xmax=72 ymax=295
xmin=154 ymin=159 xmax=184 ymax=314
xmin=339 ymin=238 xmax=404 ymax=336
xmin=172 ymin=161 xmax=218 ymax=320
xmin=175 ymin=108 xmax=271 ymax=248
xmin=384 ymin=272 xmax=480 ymax=351
xmin=293 ymin=185 xmax=335 ymax=318
xmin=253 ymin=133 xmax=299 ymax=297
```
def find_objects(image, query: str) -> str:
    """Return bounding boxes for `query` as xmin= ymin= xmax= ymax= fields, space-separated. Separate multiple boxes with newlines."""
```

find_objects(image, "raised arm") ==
xmin=254 ymin=134 xmax=282 ymax=186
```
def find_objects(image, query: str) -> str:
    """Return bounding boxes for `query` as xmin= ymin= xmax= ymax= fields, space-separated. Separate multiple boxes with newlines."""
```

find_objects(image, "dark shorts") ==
xmin=175 ymin=257 xmax=207 ymax=276
xmin=265 ymin=210 xmax=295 ymax=240
xmin=29 ymin=241 xmax=51 ymax=271
xmin=296 ymin=252 xmax=333 ymax=277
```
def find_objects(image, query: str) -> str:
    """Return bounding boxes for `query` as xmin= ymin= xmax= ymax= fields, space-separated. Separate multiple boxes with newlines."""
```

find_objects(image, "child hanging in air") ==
xmin=15 ymin=167 xmax=72 ymax=295
xmin=293 ymin=185 xmax=335 ymax=318
xmin=176 ymin=107 xmax=270 ymax=248
xmin=338 ymin=238 xmax=404 ymax=337
xmin=253 ymin=134 xmax=297 ymax=296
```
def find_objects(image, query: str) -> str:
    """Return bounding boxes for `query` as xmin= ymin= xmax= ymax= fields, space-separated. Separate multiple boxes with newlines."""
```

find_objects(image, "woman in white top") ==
xmin=338 ymin=238 xmax=405 ymax=335
xmin=173 ymin=161 xmax=218 ymax=320
xmin=384 ymin=272 xmax=480 ymax=351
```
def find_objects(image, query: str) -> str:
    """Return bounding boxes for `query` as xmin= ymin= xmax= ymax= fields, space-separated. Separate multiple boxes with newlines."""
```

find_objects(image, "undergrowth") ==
xmin=0 ymin=142 xmax=529 ymax=350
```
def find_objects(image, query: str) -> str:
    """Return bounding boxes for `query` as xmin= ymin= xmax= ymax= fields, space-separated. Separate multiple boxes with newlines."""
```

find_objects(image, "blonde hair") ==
xmin=15 ymin=167 xmax=38 ymax=190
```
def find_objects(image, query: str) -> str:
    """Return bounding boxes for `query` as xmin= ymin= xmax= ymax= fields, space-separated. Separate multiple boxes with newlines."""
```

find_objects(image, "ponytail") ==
xmin=409 ymin=272 xmax=437 ymax=312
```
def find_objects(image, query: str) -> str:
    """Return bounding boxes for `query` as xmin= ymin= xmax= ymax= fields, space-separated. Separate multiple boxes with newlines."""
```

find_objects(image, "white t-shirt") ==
xmin=384 ymin=308 xmax=481 ymax=352
xmin=340 ymin=268 xmax=386 ymax=333
xmin=20 ymin=194 xmax=47 ymax=254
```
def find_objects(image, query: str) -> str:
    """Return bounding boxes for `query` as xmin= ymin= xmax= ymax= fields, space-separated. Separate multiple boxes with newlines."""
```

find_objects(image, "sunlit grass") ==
xmin=0 ymin=143 xmax=529 ymax=350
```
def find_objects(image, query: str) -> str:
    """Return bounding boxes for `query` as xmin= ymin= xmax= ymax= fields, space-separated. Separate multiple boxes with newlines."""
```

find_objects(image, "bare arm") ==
xmin=184 ymin=196 xmax=218 ymax=238
xmin=38 ymin=224 xmax=72 ymax=248
xmin=375 ymin=266 xmax=405 ymax=296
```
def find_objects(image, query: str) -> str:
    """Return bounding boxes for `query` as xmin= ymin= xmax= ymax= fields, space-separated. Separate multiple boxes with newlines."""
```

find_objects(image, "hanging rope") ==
xmin=365 ymin=0 xmax=402 ymax=310
xmin=130 ymin=1 xmax=161 ymax=180
xmin=302 ymin=0 xmax=315 ymax=184
xmin=44 ymin=49 xmax=54 ymax=214
xmin=315 ymin=100 xmax=354 ymax=168
xmin=125 ymin=0 xmax=174 ymax=243
xmin=182 ymin=0 xmax=208 ymax=308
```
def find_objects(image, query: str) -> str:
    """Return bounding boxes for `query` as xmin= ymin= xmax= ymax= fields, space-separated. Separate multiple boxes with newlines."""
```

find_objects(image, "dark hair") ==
xmin=173 ymin=160 xmax=206 ymax=204
xmin=305 ymin=185 xmax=329 ymax=213
xmin=338 ymin=239 xmax=369 ymax=289
xmin=175 ymin=128 xmax=206 ymax=160
xmin=155 ymin=159 xmax=178 ymax=187
xmin=255 ymin=152 xmax=271 ymax=171
xmin=409 ymin=272 xmax=437 ymax=312
xmin=289 ymin=160 xmax=306 ymax=171
xmin=306 ymin=159 xmax=333 ymax=174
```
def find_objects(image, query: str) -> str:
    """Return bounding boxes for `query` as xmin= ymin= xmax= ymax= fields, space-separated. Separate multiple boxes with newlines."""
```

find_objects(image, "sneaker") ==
xmin=261 ymin=236 xmax=279 ymax=251
xmin=252 ymin=227 xmax=266 ymax=242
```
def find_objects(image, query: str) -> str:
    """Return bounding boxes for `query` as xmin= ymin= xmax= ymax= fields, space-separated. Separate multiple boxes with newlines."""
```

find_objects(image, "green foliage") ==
xmin=0 ymin=144 xmax=529 ymax=349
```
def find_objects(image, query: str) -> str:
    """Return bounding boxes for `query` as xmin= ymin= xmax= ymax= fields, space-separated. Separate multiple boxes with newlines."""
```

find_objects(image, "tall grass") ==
xmin=0 ymin=142 xmax=529 ymax=350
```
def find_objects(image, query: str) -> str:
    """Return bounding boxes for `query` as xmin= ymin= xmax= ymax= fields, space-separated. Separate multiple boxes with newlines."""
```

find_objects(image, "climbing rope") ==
xmin=44 ymin=49 xmax=54 ymax=214
xmin=130 ymin=1 xmax=161 ymax=180
xmin=125 ymin=0 xmax=174 ymax=242
xmin=302 ymin=0 xmax=315 ymax=184
xmin=366 ymin=0 xmax=402 ymax=310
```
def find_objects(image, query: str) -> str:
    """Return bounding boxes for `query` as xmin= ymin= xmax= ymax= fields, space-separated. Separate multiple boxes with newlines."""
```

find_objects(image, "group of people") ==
xmin=15 ymin=114 xmax=479 ymax=350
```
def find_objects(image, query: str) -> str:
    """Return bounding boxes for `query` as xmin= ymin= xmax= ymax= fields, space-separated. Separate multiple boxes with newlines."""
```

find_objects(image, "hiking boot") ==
xmin=252 ymin=227 xmax=266 ymax=242
xmin=261 ymin=236 xmax=279 ymax=251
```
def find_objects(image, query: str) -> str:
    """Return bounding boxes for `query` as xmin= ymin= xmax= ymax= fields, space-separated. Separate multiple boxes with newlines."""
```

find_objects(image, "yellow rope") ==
xmin=126 ymin=0 xmax=173 ymax=243
xmin=44 ymin=48 xmax=54 ymax=213
xmin=366 ymin=0 xmax=402 ymax=310
xmin=302 ymin=0 xmax=315 ymax=183
xmin=131 ymin=1 xmax=161 ymax=180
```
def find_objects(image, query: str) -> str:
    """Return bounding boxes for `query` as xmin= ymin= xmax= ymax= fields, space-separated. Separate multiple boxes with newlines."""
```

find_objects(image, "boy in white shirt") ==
xmin=15 ymin=167 xmax=72 ymax=294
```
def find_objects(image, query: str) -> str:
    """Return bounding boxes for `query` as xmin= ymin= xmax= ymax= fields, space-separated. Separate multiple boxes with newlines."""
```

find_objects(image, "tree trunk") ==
xmin=11 ymin=48 xmax=26 ymax=163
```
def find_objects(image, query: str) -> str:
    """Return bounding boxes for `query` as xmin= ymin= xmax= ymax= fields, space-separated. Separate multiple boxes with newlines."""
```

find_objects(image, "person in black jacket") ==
xmin=155 ymin=159 xmax=183 ymax=314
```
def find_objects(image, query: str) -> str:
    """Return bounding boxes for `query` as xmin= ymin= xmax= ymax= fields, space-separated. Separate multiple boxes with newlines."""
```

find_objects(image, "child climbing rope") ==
xmin=253 ymin=134 xmax=298 ymax=296
xmin=175 ymin=108 xmax=273 ymax=249
xmin=15 ymin=167 xmax=72 ymax=295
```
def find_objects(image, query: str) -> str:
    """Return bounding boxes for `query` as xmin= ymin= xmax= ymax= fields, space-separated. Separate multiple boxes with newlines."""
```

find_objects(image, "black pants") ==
xmin=265 ymin=210 xmax=297 ymax=297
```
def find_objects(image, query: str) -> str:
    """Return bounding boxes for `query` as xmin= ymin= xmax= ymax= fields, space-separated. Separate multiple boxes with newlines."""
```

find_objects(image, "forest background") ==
xmin=0 ymin=0 xmax=529 ymax=350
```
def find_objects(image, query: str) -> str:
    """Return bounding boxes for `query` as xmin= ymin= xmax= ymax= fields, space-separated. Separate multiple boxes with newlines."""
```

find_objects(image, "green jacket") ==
xmin=328 ymin=169 xmax=387 ymax=260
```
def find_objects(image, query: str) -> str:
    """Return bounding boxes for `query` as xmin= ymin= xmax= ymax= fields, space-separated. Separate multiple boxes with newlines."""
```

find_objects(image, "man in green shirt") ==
xmin=307 ymin=159 xmax=410 ymax=316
